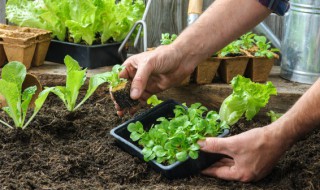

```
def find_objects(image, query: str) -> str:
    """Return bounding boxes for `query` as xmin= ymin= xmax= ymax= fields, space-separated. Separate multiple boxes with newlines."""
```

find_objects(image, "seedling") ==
xmin=106 ymin=65 xmax=139 ymax=109
xmin=218 ymin=40 xmax=243 ymax=57
xmin=128 ymin=103 xmax=228 ymax=164
xmin=51 ymin=55 xmax=111 ymax=111
xmin=147 ymin=95 xmax=163 ymax=108
xmin=0 ymin=61 xmax=52 ymax=129
xmin=219 ymin=75 xmax=277 ymax=125
xmin=240 ymin=32 xmax=256 ymax=50
xmin=254 ymin=36 xmax=279 ymax=58
xmin=160 ymin=33 xmax=177 ymax=45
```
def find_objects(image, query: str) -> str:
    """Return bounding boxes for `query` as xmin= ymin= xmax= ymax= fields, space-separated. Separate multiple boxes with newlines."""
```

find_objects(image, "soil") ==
xmin=0 ymin=92 xmax=319 ymax=190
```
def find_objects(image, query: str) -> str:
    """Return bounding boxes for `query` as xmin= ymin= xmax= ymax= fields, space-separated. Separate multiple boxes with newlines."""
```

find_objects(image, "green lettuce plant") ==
xmin=218 ymin=40 xmax=243 ymax=57
xmin=267 ymin=110 xmax=283 ymax=123
xmin=0 ymin=61 xmax=52 ymax=129
xmin=219 ymin=75 xmax=277 ymax=125
xmin=51 ymin=55 xmax=111 ymax=111
xmin=253 ymin=36 xmax=280 ymax=58
xmin=128 ymin=103 xmax=228 ymax=164
xmin=6 ymin=0 xmax=145 ymax=45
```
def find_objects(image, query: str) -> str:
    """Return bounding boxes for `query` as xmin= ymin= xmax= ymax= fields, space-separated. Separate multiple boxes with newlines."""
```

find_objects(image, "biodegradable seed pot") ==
xmin=1 ymin=32 xmax=37 ymax=69
xmin=217 ymin=56 xmax=249 ymax=83
xmin=196 ymin=57 xmax=221 ymax=84
xmin=245 ymin=57 xmax=277 ymax=82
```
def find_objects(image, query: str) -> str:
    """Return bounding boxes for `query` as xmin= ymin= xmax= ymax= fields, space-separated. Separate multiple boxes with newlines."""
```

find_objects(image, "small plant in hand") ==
xmin=106 ymin=65 xmax=139 ymax=109
xmin=51 ymin=55 xmax=111 ymax=112
xmin=253 ymin=36 xmax=279 ymax=59
xmin=128 ymin=103 xmax=229 ymax=164
xmin=160 ymin=33 xmax=177 ymax=45
xmin=0 ymin=61 xmax=52 ymax=129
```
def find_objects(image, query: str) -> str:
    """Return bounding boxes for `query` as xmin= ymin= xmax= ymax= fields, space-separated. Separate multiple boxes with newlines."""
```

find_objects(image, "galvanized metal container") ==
xmin=280 ymin=0 xmax=320 ymax=84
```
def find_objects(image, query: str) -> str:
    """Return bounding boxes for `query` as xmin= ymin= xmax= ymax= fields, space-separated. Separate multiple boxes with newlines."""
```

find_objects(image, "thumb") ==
xmin=198 ymin=137 xmax=232 ymax=156
xmin=130 ymin=63 xmax=153 ymax=100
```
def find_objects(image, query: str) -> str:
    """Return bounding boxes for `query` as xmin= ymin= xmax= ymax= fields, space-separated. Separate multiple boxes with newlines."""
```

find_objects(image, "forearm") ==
xmin=268 ymin=79 xmax=320 ymax=148
xmin=171 ymin=0 xmax=271 ymax=67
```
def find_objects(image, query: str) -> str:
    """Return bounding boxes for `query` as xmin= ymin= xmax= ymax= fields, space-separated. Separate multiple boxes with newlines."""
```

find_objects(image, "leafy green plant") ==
xmin=6 ymin=0 xmax=145 ymax=45
xmin=128 ymin=103 xmax=228 ymax=164
xmin=0 ymin=61 xmax=53 ymax=129
xmin=160 ymin=33 xmax=178 ymax=45
xmin=254 ymin=36 xmax=280 ymax=58
xmin=218 ymin=40 xmax=243 ymax=57
xmin=219 ymin=75 xmax=277 ymax=125
xmin=147 ymin=95 xmax=163 ymax=108
xmin=267 ymin=110 xmax=283 ymax=122
xmin=240 ymin=32 xmax=256 ymax=50
xmin=51 ymin=55 xmax=111 ymax=111
xmin=104 ymin=64 xmax=127 ymax=89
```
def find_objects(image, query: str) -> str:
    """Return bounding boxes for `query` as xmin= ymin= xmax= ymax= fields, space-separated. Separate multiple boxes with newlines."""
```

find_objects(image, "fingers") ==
xmin=198 ymin=137 xmax=232 ymax=156
xmin=130 ymin=62 xmax=154 ymax=100
xmin=202 ymin=164 xmax=240 ymax=181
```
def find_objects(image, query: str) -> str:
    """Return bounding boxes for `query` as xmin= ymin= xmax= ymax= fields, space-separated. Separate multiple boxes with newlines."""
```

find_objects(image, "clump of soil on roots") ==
xmin=0 ymin=93 xmax=319 ymax=189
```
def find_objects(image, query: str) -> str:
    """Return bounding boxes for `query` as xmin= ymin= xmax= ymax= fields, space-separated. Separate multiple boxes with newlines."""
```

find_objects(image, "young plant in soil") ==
xmin=219 ymin=75 xmax=277 ymax=125
xmin=218 ymin=40 xmax=244 ymax=57
xmin=128 ymin=103 xmax=229 ymax=165
xmin=267 ymin=110 xmax=283 ymax=123
xmin=106 ymin=65 xmax=139 ymax=109
xmin=253 ymin=36 xmax=279 ymax=58
xmin=51 ymin=55 xmax=111 ymax=111
xmin=239 ymin=32 xmax=256 ymax=50
xmin=0 ymin=61 xmax=52 ymax=129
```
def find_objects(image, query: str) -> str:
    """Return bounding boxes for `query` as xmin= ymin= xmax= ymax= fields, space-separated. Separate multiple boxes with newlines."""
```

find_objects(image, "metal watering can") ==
xmin=255 ymin=0 xmax=320 ymax=84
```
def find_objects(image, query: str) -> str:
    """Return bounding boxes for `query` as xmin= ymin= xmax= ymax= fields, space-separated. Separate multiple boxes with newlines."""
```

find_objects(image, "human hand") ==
xmin=115 ymin=45 xmax=197 ymax=116
xmin=198 ymin=126 xmax=291 ymax=182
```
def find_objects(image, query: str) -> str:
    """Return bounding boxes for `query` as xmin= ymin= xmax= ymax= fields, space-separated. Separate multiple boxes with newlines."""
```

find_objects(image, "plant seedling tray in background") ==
xmin=110 ymin=99 xmax=229 ymax=179
xmin=45 ymin=40 xmax=127 ymax=69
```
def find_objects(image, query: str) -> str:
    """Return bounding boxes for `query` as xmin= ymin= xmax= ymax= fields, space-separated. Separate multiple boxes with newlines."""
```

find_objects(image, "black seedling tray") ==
xmin=45 ymin=40 xmax=126 ymax=69
xmin=110 ymin=99 xmax=229 ymax=179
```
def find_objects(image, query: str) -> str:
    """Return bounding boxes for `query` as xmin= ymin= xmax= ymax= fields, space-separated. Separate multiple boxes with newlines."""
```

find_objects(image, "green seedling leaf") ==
xmin=176 ymin=151 xmax=188 ymax=162
xmin=21 ymin=86 xmax=37 ymax=125
xmin=267 ymin=110 xmax=283 ymax=123
xmin=147 ymin=95 xmax=163 ymax=108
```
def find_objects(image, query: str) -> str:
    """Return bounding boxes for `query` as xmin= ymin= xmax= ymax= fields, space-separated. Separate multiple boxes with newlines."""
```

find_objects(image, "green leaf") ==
xmin=0 ymin=79 xmax=22 ymax=127
xmin=152 ymin=145 xmax=166 ymax=157
xmin=176 ymin=151 xmax=188 ymax=162
xmin=65 ymin=69 xmax=86 ymax=111
xmin=21 ymin=86 xmax=37 ymax=125
xmin=147 ymin=95 xmax=163 ymax=108
xmin=130 ymin=132 xmax=142 ymax=141
xmin=189 ymin=150 xmax=199 ymax=159
xmin=1 ymin=61 xmax=26 ymax=92
xmin=23 ymin=87 xmax=54 ymax=129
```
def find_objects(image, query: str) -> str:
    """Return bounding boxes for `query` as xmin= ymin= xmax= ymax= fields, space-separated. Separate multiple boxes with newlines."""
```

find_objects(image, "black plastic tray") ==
xmin=110 ymin=99 xmax=229 ymax=179
xmin=45 ymin=40 xmax=126 ymax=69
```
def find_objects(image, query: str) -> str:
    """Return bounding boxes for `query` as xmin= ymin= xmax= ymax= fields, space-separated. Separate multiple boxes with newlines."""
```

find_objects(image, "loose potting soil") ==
xmin=0 ymin=93 xmax=319 ymax=189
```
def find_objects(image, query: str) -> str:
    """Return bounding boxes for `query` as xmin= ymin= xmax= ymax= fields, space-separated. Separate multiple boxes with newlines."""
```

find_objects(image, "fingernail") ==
xmin=198 ymin=140 xmax=206 ymax=148
xmin=131 ymin=88 xmax=140 ymax=99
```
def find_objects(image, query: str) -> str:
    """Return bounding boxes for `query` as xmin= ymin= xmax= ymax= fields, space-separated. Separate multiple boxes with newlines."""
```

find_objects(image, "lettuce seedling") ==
xmin=0 ymin=61 xmax=52 ymax=129
xmin=147 ymin=95 xmax=163 ymax=108
xmin=106 ymin=65 xmax=139 ymax=109
xmin=240 ymin=32 xmax=256 ymax=50
xmin=160 ymin=33 xmax=177 ymax=45
xmin=254 ymin=36 xmax=280 ymax=58
xmin=128 ymin=103 xmax=229 ymax=164
xmin=51 ymin=55 xmax=111 ymax=111
xmin=218 ymin=40 xmax=243 ymax=57
xmin=219 ymin=75 xmax=277 ymax=125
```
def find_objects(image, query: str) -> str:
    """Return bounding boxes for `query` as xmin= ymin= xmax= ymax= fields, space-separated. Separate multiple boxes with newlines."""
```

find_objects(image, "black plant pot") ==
xmin=110 ymin=99 xmax=229 ymax=179
xmin=45 ymin=40 xmax=126 ymax=69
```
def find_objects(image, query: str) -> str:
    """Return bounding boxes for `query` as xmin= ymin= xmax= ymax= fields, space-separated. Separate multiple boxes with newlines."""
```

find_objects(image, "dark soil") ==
xmin=0 ymin=93 xmax=319 ymax=190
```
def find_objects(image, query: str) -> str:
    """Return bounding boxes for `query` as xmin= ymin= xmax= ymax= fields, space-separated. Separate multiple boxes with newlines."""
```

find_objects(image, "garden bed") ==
xmin=0 ymin=91 xmax=319 ymax=189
